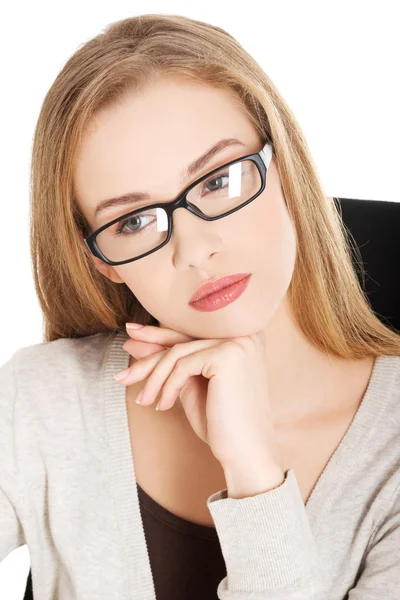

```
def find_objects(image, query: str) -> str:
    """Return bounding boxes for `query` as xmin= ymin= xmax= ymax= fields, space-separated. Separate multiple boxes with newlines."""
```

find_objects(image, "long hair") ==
xmin=30 ymin=13 xmax=400 ymax=358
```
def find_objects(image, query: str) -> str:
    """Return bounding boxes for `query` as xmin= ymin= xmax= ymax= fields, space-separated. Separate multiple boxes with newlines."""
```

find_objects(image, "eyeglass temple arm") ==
xmin=260 ymin=142 xmax=273 ymax=168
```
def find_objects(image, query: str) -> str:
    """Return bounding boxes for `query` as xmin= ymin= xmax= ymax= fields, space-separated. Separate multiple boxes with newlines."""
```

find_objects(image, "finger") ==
xmin=125 ymin=324 xmax=195 ymax=347
xmin=116 ymin=348 xmax=168 ymax=386
xmin=122 ymin=338 xmax=167 ymax=359
xmin=137 ymin=339 xmax=220 ymax=407
xmin=156 ymin=347 xmax=219 ymax=412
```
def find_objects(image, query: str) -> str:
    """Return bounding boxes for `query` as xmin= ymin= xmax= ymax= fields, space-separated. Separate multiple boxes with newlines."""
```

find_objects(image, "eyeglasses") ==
xmin=83 ymin=142 xmax=273 ymax=265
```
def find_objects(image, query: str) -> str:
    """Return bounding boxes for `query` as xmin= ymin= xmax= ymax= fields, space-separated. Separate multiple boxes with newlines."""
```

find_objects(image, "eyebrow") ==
xmin=92 ymin=137 xmax=247 ymax=221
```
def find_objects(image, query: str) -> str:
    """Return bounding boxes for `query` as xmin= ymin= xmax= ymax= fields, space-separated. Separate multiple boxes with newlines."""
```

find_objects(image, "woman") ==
xmin=1 ymin=13 xmax=399 ymax=600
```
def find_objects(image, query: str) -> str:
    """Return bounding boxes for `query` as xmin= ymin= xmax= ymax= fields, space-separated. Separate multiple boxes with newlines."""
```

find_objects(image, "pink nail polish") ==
xmin=114 ymin=368 xmax=130 ymax=381
xmin=126 ymin=323 xmax=144 ymax=329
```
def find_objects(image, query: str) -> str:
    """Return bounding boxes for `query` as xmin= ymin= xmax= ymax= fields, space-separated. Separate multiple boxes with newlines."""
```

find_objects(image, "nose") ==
xmin=169 ymin=206 xmax=221 ymax=269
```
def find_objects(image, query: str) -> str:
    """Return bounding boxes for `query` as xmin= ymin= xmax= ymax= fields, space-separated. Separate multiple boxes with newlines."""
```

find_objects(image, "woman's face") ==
xmin=74 ymin=77 xmax=297 ymax=339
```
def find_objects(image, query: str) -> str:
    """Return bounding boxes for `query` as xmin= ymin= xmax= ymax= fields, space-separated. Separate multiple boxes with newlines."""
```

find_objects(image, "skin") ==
xmin=74 ymin=76 xmax=374 ymax=430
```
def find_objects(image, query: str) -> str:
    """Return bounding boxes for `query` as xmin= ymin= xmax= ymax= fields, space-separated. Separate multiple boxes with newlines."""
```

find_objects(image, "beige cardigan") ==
xmin=1 ymin=328 xmax=399 ymax=598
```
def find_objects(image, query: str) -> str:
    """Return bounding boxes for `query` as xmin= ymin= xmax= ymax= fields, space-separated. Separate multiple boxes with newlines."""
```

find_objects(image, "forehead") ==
xmin=79 ymin=79 xmax=251 ymax=160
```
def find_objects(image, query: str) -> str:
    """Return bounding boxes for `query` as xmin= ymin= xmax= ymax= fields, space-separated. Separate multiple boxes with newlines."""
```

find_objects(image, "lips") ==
xmin=189 ymin=273 xmax=251 ymax=304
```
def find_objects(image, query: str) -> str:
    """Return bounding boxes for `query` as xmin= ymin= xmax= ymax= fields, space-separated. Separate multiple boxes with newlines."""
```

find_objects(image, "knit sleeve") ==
xmin=0 ymin=352 xmax=26 ymax=563
xmin=206 ymin=467 xmax=326 ymax=599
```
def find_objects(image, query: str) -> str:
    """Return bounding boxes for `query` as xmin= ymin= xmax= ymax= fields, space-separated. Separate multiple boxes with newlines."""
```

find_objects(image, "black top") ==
xmin=137 ymin=482 xmax=226 ymax=599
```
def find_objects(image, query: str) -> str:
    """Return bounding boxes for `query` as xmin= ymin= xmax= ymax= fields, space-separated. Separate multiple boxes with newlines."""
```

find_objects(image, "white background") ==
xmin=0 ymin=0 xmax=399 ymax=597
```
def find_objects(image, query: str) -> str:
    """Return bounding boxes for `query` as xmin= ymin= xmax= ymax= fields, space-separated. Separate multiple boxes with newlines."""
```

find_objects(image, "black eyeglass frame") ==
xmin=83 ymin=141 xmax=273 ymax=266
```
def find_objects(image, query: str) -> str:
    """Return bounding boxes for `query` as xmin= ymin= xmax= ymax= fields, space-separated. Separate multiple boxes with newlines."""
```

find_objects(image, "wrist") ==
xmin=223 ymin=462 xmax=286 ymax=499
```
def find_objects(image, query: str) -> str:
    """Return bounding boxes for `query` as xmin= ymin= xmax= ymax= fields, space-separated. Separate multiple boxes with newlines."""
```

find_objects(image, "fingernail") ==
xmin=114 ymin=368 xmax=130 ymax=381
xmin=126 ymin=323 xmax=144 ymax=329
xmin=135 ymin=390 xmax=144 ymax=405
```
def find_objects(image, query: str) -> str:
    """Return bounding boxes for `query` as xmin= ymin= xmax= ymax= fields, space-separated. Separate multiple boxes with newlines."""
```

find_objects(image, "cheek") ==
xmin=118 ymin=265 xmax=167 ymax=308
xmin=254 ymin=194 xmax=297 ymax=295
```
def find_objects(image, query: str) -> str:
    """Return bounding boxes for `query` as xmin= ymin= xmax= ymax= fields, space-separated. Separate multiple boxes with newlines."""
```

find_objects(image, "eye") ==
xmin=203 ymin=171 xmax=229 ymax=193
xmin=115 ymin=214 xmax=154 ymax=236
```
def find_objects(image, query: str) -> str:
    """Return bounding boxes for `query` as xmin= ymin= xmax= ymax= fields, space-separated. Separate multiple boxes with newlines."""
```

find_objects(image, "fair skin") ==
xmin=74 ymin=76 xmax=374 ymax=435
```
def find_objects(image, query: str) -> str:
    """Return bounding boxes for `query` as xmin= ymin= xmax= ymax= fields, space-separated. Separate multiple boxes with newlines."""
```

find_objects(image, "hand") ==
xmin=117 ymin=324 xmax=285 ymax=484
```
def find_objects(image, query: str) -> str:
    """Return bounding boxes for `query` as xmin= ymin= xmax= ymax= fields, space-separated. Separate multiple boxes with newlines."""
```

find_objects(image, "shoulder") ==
xmin=0 ymin=330 xmax=116 ymax=402
xmin=368 ymin=354 xmax=400 ymax=444
xmin=368 ymin=354 xmax=400 ymax=494
xmin=377 ymin=354 xmax=400 ymax=408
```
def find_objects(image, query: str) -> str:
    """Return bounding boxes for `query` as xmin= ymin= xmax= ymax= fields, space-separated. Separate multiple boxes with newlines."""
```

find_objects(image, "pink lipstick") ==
xmin=189 ymin=274 xmax=251 ymax=312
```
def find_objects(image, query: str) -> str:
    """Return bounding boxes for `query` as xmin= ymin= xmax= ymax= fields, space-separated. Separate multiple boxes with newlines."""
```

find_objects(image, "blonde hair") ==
xmin=30 ymin=13 xmax=400 ymax=358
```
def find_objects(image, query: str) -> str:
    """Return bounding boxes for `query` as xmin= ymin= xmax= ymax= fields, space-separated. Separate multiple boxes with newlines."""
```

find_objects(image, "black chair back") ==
xmin=335 ymin=198 xmax=400 ymax=333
